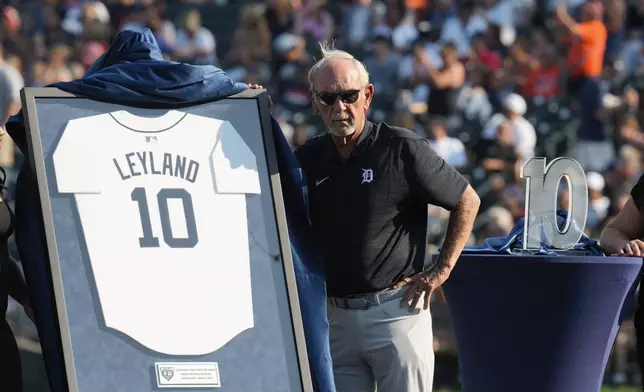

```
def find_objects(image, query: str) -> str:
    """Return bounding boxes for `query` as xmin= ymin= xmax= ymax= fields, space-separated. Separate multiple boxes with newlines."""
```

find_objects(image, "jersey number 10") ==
xmin=131 ymin=187 xmax=199 ymax=248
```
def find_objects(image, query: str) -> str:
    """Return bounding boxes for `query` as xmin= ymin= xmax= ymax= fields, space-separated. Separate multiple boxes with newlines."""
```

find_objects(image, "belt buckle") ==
xmin=361 ymin=297 xmax=372 ymax=310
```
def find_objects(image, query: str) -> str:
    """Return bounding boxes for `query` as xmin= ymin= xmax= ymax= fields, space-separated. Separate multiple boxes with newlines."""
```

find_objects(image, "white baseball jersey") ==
xmin=53 ymin=110 xmax=261 ymax=356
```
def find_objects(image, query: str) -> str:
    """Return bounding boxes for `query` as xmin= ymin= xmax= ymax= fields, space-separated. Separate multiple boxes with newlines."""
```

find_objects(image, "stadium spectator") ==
xmin=478 ymin=120 xmax=521 ymax=182
xmin=481 ymin=93 xmax=536 ymax=160
xmin=144 ymin=4 xmax=177 ymax=55
xmin=363 ymin=34 xmax=401 ymax=115
xmin=439 ymin=0 xmax=487 ymax=58
xmin=371 ymin=0 xmax=418 ymax=52
xmin=0 ymin=45 xmax=22 ymax=119
xmin=558 ymin=0 xmax=613 ymax=171
xmin=517 ymin=45 xmax=562 ymax=100
xmin=605 ymin=144 xmax=643 ymax=198
xmin=41 ymin=44 xmax=73 ymax=85
xmin=273 ymin=33 xmax=312 ymax=116
xmin=427 ymin=115 xmax=468 ymax=171
xmin=455 ymin=67 xmax=493 ymax=123
xmin=416 ymin=40 xmax=465 ymax=120
xmin=264 ymin=0 xmax=299 ymax=39
xmin=294 ymin=0 xmax=335 ymax=42
xmin=586 ymin=171 xmax=611 ymax=231
xmin=469 ymin=34 xmax=501 ymax=73
xmin=173 ymin=9 xmax=217 ymax=65
xmin=481 ymin=205 xmax=515 ymax=238
xmin=604 ymin=0 xmax=627 ymax=64
xmin=226 ymin=4 xmax=272 ymax=66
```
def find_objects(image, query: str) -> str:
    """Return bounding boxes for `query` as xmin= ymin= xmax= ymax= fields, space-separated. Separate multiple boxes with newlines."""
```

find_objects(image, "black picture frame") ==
xmin=20 ymin=87 xmax=314 ymax=392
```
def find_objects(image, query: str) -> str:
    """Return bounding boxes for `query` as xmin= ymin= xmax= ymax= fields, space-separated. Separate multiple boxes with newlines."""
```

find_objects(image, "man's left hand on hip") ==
xmin=395 ymin=267 xmax=451 ymax=312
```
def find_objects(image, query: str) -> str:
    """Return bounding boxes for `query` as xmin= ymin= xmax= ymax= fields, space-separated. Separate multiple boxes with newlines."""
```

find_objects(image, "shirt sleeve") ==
xmin=52 ymin=116 xmax=102 ymax=194
xmin=405 ymin=138 xmax=469 ymax=211
xmin=210 ymin=120 xmax=261 ymax=195
xmin=630 ymin=174 xmax=644 ymax=212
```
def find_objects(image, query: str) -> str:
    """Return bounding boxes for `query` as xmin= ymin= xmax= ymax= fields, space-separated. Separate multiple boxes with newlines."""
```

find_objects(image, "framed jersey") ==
xmin=21 ymin=87 xmax=313 ymax=392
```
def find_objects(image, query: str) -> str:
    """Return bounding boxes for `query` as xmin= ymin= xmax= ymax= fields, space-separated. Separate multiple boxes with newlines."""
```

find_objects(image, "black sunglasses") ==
xmin=314 ymin=89 xmax=361 ymax=106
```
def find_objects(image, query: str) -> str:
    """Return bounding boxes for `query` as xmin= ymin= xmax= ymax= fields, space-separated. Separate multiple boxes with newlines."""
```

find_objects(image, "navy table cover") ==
xmin=442 ymin=254 xmax=642 ymax=392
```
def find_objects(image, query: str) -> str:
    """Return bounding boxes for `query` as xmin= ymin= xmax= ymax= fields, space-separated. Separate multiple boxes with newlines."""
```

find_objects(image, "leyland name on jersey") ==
xmin=52 ymin=110 xmax=261 ymax=356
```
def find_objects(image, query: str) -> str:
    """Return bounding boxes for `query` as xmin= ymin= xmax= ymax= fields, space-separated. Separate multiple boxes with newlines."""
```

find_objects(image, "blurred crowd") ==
xmin=0 ymin=0 xmax=643 ymax=389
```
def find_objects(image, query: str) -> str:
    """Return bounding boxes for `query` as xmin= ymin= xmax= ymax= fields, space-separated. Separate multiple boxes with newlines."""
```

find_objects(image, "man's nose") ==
xmin=332 ymin=98 xmax=347 ymax=112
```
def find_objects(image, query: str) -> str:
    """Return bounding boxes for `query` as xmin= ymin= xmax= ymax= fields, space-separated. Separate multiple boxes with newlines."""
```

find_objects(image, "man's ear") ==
xmin=364 ymin=84 xmax=375 ymax=111
xmin=365 ymin=84 xmax=375 ymax=104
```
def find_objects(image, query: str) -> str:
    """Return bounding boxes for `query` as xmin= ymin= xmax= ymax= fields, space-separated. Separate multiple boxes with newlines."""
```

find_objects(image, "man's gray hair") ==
xmin=307 ymin=40 xmax=370 ymax=90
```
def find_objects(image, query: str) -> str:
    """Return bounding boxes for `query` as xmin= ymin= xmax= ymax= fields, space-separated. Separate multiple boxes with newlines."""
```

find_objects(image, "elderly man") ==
xmin=294 ymin=41 xmax=480 ymax=392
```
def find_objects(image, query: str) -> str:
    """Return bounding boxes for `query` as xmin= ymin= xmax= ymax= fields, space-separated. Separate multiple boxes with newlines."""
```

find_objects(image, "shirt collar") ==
xmin=322 ymin=120 xmax=374 ymax=162
xmin=351 ymin=120 xmax=374 ymax=156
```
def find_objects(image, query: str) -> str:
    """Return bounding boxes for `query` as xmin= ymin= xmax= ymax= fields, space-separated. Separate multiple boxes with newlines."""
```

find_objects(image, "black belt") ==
xmin=328 ymin=286 xmax=407 ymax=310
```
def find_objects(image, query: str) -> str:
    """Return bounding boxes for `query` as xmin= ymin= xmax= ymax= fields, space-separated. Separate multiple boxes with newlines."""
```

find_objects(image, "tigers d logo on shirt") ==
xmin=361 ymin=168 xmax=373 ymax=184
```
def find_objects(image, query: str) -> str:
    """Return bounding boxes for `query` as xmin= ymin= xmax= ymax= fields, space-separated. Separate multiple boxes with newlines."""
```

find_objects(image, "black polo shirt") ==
xmin=295 ymin=121 xmax=469 ymax=297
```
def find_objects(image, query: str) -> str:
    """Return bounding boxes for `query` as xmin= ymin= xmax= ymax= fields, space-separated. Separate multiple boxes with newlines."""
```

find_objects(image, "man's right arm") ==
xmin=556 ymin=3 xmax=581 ymax=36
xmin=600 ymin=197 xmax=644 ymax=255
xmin=601 ymin=174 xmax=644 ymax=254
xmin=601 ymin=172 xmax=644 ymax=254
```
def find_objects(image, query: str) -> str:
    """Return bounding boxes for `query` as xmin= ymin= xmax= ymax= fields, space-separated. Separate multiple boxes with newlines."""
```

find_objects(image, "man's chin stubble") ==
xmin=330 ymin=127 xmax=355 ymax=137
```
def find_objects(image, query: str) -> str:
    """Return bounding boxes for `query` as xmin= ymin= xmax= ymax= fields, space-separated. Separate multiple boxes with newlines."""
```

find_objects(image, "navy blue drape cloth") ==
xmin=442 ymin=211 xmax=637 ymax=391
xmin=461 ymin=210 xmax=606 ymax=256
xmin=7 ymin=28 xmax=334 ymax=392
xmin=442 ymin=254 xmax=642 ymax=392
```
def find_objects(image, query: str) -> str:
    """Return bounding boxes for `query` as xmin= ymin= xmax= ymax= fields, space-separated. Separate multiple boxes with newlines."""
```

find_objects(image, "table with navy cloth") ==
xmin=441 ymin=254 xmax=642 ymax=392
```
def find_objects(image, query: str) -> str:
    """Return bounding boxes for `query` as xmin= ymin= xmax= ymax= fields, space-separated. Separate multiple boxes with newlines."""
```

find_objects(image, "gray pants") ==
xmin=327 ymin=288 xmax=435 ymax=392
